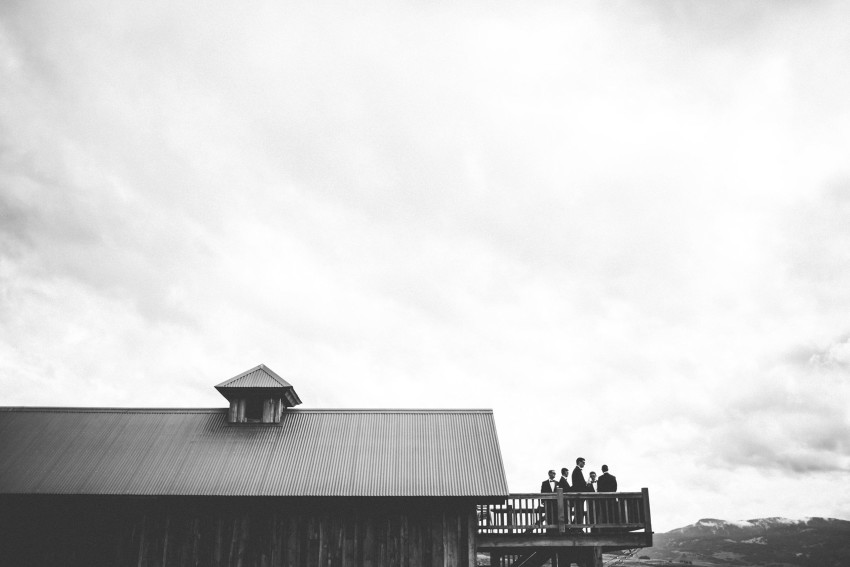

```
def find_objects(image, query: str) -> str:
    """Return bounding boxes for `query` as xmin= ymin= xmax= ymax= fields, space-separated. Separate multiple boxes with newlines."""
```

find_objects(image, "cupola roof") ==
xmin=214 ymin=364 xmax=302 ymax=407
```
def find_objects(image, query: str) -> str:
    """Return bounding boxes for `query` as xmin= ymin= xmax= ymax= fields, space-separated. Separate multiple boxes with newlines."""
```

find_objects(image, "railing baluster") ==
xmin=556 ymin=488 xmax=565 ymax=534
xmin=522 ymin=498 xmax=526 ymax=533
xmin=575 ymin=496 xmax=584 ymax=524
xmin=589 ymin=498 xmax=594 ymax=527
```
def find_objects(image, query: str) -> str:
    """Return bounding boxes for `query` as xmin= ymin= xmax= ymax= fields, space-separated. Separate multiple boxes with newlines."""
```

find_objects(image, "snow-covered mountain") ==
xmin=665 ymin=516 xmax=843 ymax=538
xmin=613 ymin=517 xmax=850 ymax=567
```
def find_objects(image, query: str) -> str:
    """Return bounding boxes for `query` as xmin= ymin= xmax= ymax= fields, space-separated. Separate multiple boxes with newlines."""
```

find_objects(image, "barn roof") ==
xmin=0 ymin=407 xmax=508 ymax=498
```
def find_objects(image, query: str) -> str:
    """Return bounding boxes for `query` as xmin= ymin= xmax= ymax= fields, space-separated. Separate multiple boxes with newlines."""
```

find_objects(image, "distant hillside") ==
xmin=607 ymin=517 xmax=850 ymax=567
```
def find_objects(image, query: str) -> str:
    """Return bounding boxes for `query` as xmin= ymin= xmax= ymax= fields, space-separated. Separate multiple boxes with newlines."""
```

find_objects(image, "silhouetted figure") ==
xmin=557 ymin=467 xmax=570 ymax=491
xmin=558 ymin=466 xmax=575 ymax=525
xmin=586 ymin=471 xmax=598 ymax=527
xmin=597 ymin=464 xmax=618 ymax=528
xmin=540 ymin=469 xmax=558 ymax=528
xmin=597 ymin=464 xmax=617 ymax=492
xmin=570 ymin=457 xmax=589 ymax=528
xmin=541 ymin=469 xmax=557 ymax=493
xmin=571 ymin=457 xmax=588 ymax=491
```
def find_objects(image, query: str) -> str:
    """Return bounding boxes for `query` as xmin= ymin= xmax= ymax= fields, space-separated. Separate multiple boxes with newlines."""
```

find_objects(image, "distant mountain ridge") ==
xmin=615 ymin=516 xmax=850 ymax=567
xmin=667 ymin=516 xmax=846 ymax=536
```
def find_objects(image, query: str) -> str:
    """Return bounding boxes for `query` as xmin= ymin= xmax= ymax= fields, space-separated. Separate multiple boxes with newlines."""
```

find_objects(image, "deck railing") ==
xmin=477 ymin=489 xmax=652 ymax=538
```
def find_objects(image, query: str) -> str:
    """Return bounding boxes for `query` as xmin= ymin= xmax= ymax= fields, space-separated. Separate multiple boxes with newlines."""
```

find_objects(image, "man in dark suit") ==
xmin=570 ymin=457 xmax=588 ymax=527
xmin=597 ymin=464 xmax=617 ymax=492
xmin=557 ymin=467 xmax=570 ymax=491
xmin=540 ymin=470 xmax=558 ymax=528
xmin=541 ymin=469 xmax=558 ymax=493
xmin=558 ymin=467 xmax=573 ymax=525
xmin=596 ymin=464 xmax=618 ymax=527
xmin=571 ymin=457 xmax=588 ymax=491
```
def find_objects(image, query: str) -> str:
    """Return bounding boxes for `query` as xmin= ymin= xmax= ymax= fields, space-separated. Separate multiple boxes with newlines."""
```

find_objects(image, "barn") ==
xmin=0 ymin=364 xmax=509 ymax=566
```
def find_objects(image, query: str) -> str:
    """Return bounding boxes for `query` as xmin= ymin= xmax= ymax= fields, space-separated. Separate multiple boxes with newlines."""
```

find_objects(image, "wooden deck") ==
xmin=476 ymin=489 xmax=652 ymax=566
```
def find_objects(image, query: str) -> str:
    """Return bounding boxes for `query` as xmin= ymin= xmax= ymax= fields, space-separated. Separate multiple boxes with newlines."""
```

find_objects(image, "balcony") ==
xmin=476 ymin=489 xmax=652 ymax=566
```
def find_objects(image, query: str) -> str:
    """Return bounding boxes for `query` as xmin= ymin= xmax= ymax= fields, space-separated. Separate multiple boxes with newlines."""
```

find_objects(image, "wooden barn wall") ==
xmin=0 ymin=496 xmax=478 ymax=567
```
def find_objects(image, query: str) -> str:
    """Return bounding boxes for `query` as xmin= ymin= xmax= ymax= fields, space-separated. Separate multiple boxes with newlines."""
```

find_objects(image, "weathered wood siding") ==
xmin=0 ymin=496 xmax=477 ymax=567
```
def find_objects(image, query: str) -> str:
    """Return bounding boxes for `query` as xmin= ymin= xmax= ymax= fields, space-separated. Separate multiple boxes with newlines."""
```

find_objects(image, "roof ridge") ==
xmin=285 ymin=408 xmax=495 ymax=413
xmin=0 ymin=407 xmax=227 ymax=413
xmin=214 ymin=363 xmax=293 ymax=389
xmin=0 ymin=407 xmax=494 ymax=414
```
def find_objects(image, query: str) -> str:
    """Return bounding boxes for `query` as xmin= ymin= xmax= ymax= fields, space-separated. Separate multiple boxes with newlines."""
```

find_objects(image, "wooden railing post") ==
xmin=642 ymin=488 xmax=653 ymax=547
xmin=556 ymin=489 xmax=566 ymax=534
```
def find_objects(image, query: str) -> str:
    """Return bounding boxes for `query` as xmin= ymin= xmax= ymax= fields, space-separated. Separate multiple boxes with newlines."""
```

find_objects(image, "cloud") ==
xmin=810 ymin=336 xmax=850 ymax=370
xmin=783 ymin=181 xmax=850 ymax=302
xmin=693 ymin=341 xmax=850 ymax=474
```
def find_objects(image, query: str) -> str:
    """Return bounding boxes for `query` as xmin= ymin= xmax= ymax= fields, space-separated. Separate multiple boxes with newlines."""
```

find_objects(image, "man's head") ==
xmin=576 ymin=457 xmax=586 ymax=468
xmin=589 ymin=472 xmax=597 ymax=481
xmin=548 ymin=470 xmax=556 ymax=480
xmin=561 ymin=467 xmax=568 ymax=476
xmin=601 ymin=464 xmax=608 ymax=473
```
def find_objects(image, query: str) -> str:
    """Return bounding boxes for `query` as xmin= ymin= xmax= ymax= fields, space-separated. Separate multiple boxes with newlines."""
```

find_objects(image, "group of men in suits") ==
xmin=540 ymin=458 xmax=618 ymax=493
xmin=539 ymin=459 xmax=618 ymax=529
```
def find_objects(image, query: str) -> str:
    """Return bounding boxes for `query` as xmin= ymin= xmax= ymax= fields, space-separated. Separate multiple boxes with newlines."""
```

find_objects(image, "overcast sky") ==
xmin=2 ymin=1 xmax=849 ymax=532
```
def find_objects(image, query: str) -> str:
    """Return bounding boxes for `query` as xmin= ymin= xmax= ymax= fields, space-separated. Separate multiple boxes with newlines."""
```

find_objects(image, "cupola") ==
xmin=215 ymin=364 xmax=302 ymax=423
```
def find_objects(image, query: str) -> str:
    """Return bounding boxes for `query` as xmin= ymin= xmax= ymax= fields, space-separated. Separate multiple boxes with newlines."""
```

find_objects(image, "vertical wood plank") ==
xmin=318 ymin=513 xmax=329 ymax=567
xmin=191 ymin=516 xmax=201 ymax=567
xmin=362 ymin=513 xmax=375 ymax=567
xmin=574 ymin=495 xmax=584 ymax=527
xmin=467 ymin=509 xmax=477 ymax=567
xmin=642 ymin=488 xmax=653 ymax=547
xmin=588 ymin=546 xmax=603 ymax=567
xmin=297 ymin=512 xmax=307 ymax=567
xmin=379 ymin=515 xmax=388 ymax=567
xmin=236 ymin=514 xmax=249 ymax=567
xmin=341 ymin=511 xmax=352 ymax=567
xmin=387 ymin=515 xmax=399 ymax=567
xmin=399 ymin=513 xmax=409 ymax=567
xmin=161 ymin=514 xmax=170 ymax=567
xmin=409 ymin=513 xmax=421 ymax=567
xmin=427 ymin=511 xmax=436 ymax=567
xmin=445 ymin=511 xmax=458 ymax=567
xmin=213 ymin=514 xmax=223 ymax=567
xmin=268 ymin=511 xmax=278 ymax=567
xmin=137 ymin=513 xmax=147 ymax=567
xmin=556 ymin=489 xmax=566 ymax=534
xmin=307 ymin=516 xmax=319 ymax=567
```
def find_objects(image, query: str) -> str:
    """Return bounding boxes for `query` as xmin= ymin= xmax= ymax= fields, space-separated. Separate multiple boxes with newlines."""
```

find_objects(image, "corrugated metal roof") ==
xmin=0 ymin=408 xmax=509 ymax=498
xmin=215 ymin=364 xmax=293 ymax=389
